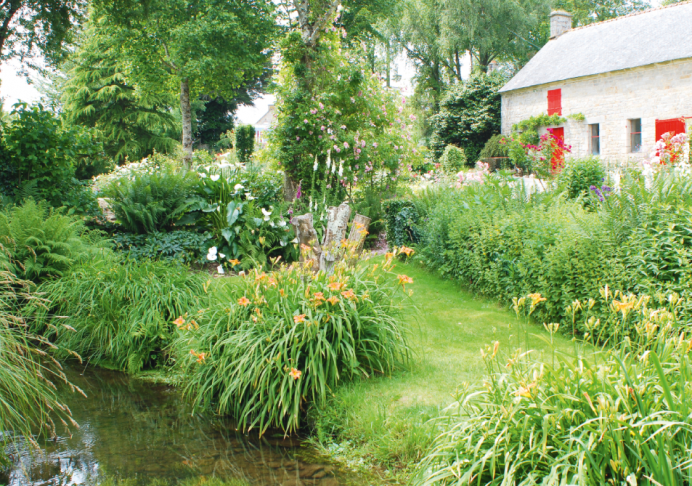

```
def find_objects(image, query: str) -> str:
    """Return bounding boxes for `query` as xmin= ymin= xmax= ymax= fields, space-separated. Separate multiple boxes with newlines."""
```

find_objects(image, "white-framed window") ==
xmin=629 ymin=119 xmax=642 ymax=153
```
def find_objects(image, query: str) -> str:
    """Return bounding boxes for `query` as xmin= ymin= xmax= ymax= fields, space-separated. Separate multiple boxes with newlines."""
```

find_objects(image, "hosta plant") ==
xmin=172 ymin=248 xmax=412 ymax=435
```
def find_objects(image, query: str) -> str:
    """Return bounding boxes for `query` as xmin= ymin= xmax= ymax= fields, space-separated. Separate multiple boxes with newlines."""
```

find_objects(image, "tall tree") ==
xmin=61 ymin=27 xmax=178 ymax=163
xmin=442 ymin=0 xmax=548 ymax=73
xmin=0 ymin=0 xmax=84 ymax=89
xmin=552 ymin=0 xmax=650 ymax=26
xmin=91 ymin=0 xmax=276 ymax=166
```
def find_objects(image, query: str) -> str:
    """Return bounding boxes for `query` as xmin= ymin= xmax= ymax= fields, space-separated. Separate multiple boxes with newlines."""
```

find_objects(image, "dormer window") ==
xmin=548 ymin=89 xmax=562 ymax=116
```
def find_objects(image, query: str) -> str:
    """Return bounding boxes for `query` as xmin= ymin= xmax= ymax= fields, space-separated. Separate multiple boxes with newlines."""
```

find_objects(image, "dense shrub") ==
xmin=173 ymin=251 xmax=411 ymax=435
xmin=410 ymin=170 xmax=692 ymax=331
xmin=103 ymin=166 xmax=199 ymax=234
xmin=113 ymin=230 xmax=212 ymax=264
xmin=478 ymin=134 xmax=509 ymax=159
xmin=31 ymin=255 xmax=208 ymax=373
xmin=439 ymin=145 xmax=467 ymax=172
xmin=430 ymin=73 xmax=505 ymax=163
xmin=235 ymin=125 xmax=255 ymax=163
xmin=0 ymin=199 xmax=106 ymax=283
xmin=415 ymin=296 xmax=692 ymax=484
xmin=561 ymin=156 xmax=607 ymax=200
xmin=383 ymin=199 xmax=421 ymax=248
xmin=0 ymin=103 xmax=104 ymax=206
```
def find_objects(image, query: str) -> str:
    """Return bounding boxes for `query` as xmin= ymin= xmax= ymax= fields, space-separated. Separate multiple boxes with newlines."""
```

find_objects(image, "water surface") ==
xmin=5 ymin=366 xmax=369 ymax=486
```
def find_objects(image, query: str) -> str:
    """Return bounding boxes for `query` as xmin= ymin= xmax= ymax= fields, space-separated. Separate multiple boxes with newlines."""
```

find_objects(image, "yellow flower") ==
xmin=289 ymin=368 xmax=302 ymax=380
xmin=400 ymin=246 xmax=415 ymax=256
xmin=229 ymin=259 xmax=241 ymax=266
xmin=279 ymin=289 xmax=286 ymax=297
xmin=259 ymin=236 xmax=266 ymax=245
xmin=238 ymin=297 xmax=250 ymax=306
xmin=527 ymin=293 xmax=546 ymax=305
xmin=294 ymin=314 xmax=307 ymax=323
xmin=327 ymin=296 xmax=340 ymax=305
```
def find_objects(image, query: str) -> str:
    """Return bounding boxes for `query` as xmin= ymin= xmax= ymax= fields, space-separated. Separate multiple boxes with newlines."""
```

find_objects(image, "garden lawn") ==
xmin=310 ymin=258 xmax=575 ymax=482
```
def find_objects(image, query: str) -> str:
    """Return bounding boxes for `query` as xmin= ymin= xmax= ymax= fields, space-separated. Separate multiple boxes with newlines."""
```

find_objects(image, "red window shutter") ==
xmin=655 ymin=118 xmax=686 ymax=142
xmin=547 ymin=89 xmax=562 ymax=116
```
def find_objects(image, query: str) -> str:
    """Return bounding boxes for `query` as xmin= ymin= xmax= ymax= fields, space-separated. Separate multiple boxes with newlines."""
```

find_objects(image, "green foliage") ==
xmin=173 ymin=256 xmax=410 ymax=435
xmin=0 ymin=199 xmax=104 ymax=283
xmin=61 ymin=26 xmax=178 ymax=163
xmin=113 ymin=230 xmax=211 ymax=264
xmin=235 ymin=125 xmax=256 ymax=163
xmin=478 ymin=134 xmax=509 ymax=159
xmin=415 ymin=298 xmax=692 ymax=484
xmin=270 ymin=29 xmax=423 ymax=199
xmin=439 ymin=145 xmax=467 ymax=172
xmin=103 ymin=167 xmax=199 ymax=234
xmin=31 ymin=255 xmax=208 ymax=374
xmin=0 ymin=266 xmax=76 ymax=463
xmin=195 ymin=97 xmax=238 ymax=150
xmin=0 ymin=103 xmax=104 ymax=206
xmin=561 ymin=156 xmax=606 ymax=200
xmin=511 ymin=113 xmax=565 ymax=146
xmin=383 ymin=199 xmax=421 ymax=248
xmin=189 ymin=163 xmax=293 ymax=268
xmin=430 ymin=73 xmax=505 ymax=163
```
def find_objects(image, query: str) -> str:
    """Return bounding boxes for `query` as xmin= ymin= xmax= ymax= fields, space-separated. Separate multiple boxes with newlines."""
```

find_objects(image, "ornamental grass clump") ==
xmin=173 ymin=250 xmax=411 ymax=435
xmin=30 ymin=254 xmax=208 ymax=373
xmin=415 ymin=290 xmax=692 ymax=485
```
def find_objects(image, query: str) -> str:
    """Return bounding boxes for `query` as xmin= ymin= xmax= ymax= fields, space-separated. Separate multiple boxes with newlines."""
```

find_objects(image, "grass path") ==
xmin=311 ymin=259 xmax=575 ymax=482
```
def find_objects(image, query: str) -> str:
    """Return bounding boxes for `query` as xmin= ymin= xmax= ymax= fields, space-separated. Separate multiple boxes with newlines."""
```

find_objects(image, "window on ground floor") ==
xmin=629 ymin=119 xmax=642 ymax=153
xmin=589 ymin=124 xmax=600 ymax=155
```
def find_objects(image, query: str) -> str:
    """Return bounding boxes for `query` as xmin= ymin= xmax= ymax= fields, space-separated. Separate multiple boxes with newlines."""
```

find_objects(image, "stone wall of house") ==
xmin=501 ymin=58 xmax=692 ymax=162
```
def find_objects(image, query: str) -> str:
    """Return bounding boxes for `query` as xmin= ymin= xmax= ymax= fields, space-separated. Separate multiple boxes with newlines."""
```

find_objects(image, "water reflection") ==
xmin=4 ymin=367 xmax=364 ymax=486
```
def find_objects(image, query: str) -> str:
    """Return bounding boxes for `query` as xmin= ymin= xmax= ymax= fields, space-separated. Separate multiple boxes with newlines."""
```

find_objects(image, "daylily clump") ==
xmin=172 ymin=248 xmax=413 ymax=435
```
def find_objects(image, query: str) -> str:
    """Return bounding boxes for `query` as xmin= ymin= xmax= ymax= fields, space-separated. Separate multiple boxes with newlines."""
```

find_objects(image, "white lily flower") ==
xmin=280 ymin=240 xmax=287 ymax=247
xmin=270 ymin=221 xmax=275 ymax=227
xmin=206 ymin=246 xmax=218 ymax=261
xmin=278 ymin=220 xmax=287 ymax=227
xmin=217 ymin=265 xmax=225 ymax=274
xmin=199 ymin=173 xmax=207 ymax=178
xmin=261 ymin=208 xmax=273 ymax=221
xmin=219 ymin=253 xmax=225 ymax=259
xmin=291 ymin=237 xmax=299 ymax=244
xmin=234 ymin=184 xmax=244 ymax=191
xmin=210 ymin=174 xmax=220 ymax=181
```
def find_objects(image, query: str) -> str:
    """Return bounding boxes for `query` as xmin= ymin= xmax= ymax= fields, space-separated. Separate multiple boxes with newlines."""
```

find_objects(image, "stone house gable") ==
xmin=500 ymin=2 xmax=692 ymax=160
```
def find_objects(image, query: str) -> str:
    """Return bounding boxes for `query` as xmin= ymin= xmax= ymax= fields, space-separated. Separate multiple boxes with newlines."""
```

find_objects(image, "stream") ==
xmin=3 ymin=366 xmax=369 ymax=486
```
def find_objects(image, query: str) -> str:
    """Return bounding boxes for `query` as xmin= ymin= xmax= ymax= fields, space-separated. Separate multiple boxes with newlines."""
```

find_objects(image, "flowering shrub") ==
xmin=415 ymin=293 xmax=692 ymax=485
xmin=172 ymin=248 xmax=412 ymax=434
xmin=650 ymin=131 xmax=689 ymax=166
xmin=270 ymin=26 xmax=423 ymax=202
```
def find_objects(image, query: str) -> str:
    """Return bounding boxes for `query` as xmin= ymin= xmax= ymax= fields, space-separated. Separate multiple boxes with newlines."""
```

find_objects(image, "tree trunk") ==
xmin=291 ymin=212 xmax=322 ymax=269
xmin=180 ymin=78 xmax=193 ymax=168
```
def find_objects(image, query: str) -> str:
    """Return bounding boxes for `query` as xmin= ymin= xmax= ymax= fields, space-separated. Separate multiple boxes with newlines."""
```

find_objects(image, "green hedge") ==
xmin=383 ymin=199 xmax=420 ymax=248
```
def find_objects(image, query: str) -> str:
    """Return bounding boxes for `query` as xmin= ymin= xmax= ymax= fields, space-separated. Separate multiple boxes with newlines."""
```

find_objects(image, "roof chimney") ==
xmin=550 ymin=10 xmax=572 ymax=39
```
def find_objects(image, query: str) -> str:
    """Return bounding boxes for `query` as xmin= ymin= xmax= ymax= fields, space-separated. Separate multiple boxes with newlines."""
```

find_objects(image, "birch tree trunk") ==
xmin=180 ymin=78 xmax=193 ymax=168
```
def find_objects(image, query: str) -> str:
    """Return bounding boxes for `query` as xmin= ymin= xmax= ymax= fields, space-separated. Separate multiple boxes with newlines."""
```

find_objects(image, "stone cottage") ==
xmin=499 ymin=1 xmax=692 ymax=161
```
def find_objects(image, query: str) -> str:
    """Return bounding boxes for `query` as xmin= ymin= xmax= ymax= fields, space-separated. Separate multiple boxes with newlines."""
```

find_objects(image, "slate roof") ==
xmin=500 ymin=1 xmax=692 ymax=93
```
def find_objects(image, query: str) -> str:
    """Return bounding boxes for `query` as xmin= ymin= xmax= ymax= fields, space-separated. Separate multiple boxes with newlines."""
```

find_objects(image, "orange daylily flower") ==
xmin=289 ymin=368 xmax=302 ymax=380
xmin=313 ymin=292 xmax=326 ymax=301
xmin=327 ymin=296 xmax=340 ymax=305
xmin=238 ymin=297 xmax=250 ymax=306
xmin=294 ymin=314 xmax=307 ymax=323
xmin=328 ymin=281 xmax=345 ymax=291
xmin=398 ymin=275 xmax=414 ymax=286
xmin=190 ymin=350 xmax=207 ymax=363
xmin=400 ymin=246 xmax=415 ymax=256
xmin=300 ymin=244 xmax=312 ymax=252
xmin=229 ymin=259 xmax=241 ymax=266
xmin=280 ymin=289 xmax=286 ymax=297
xmin=173 ymin=317 xmax=186 ymax=328
xmin=341 ymin=289 xmax=356 ymax=300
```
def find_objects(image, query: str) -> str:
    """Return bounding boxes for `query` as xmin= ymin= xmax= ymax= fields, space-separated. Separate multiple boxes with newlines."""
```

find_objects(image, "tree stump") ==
xmin=347 ymin=214 xmax=372 ymax=254
xmin=319 ymin=202 xmax=351 ymax=274
xmin=291 ymin=213 xmax=322 ymax=269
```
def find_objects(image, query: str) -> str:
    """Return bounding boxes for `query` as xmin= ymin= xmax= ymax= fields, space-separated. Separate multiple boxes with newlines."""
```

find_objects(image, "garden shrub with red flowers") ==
xmin=172 ymin=248 xmax=412 ymax=434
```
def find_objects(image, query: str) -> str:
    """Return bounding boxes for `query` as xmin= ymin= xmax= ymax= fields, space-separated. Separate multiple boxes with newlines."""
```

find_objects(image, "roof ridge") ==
xmin=568 ymin=0 xmax=692 ymax=34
